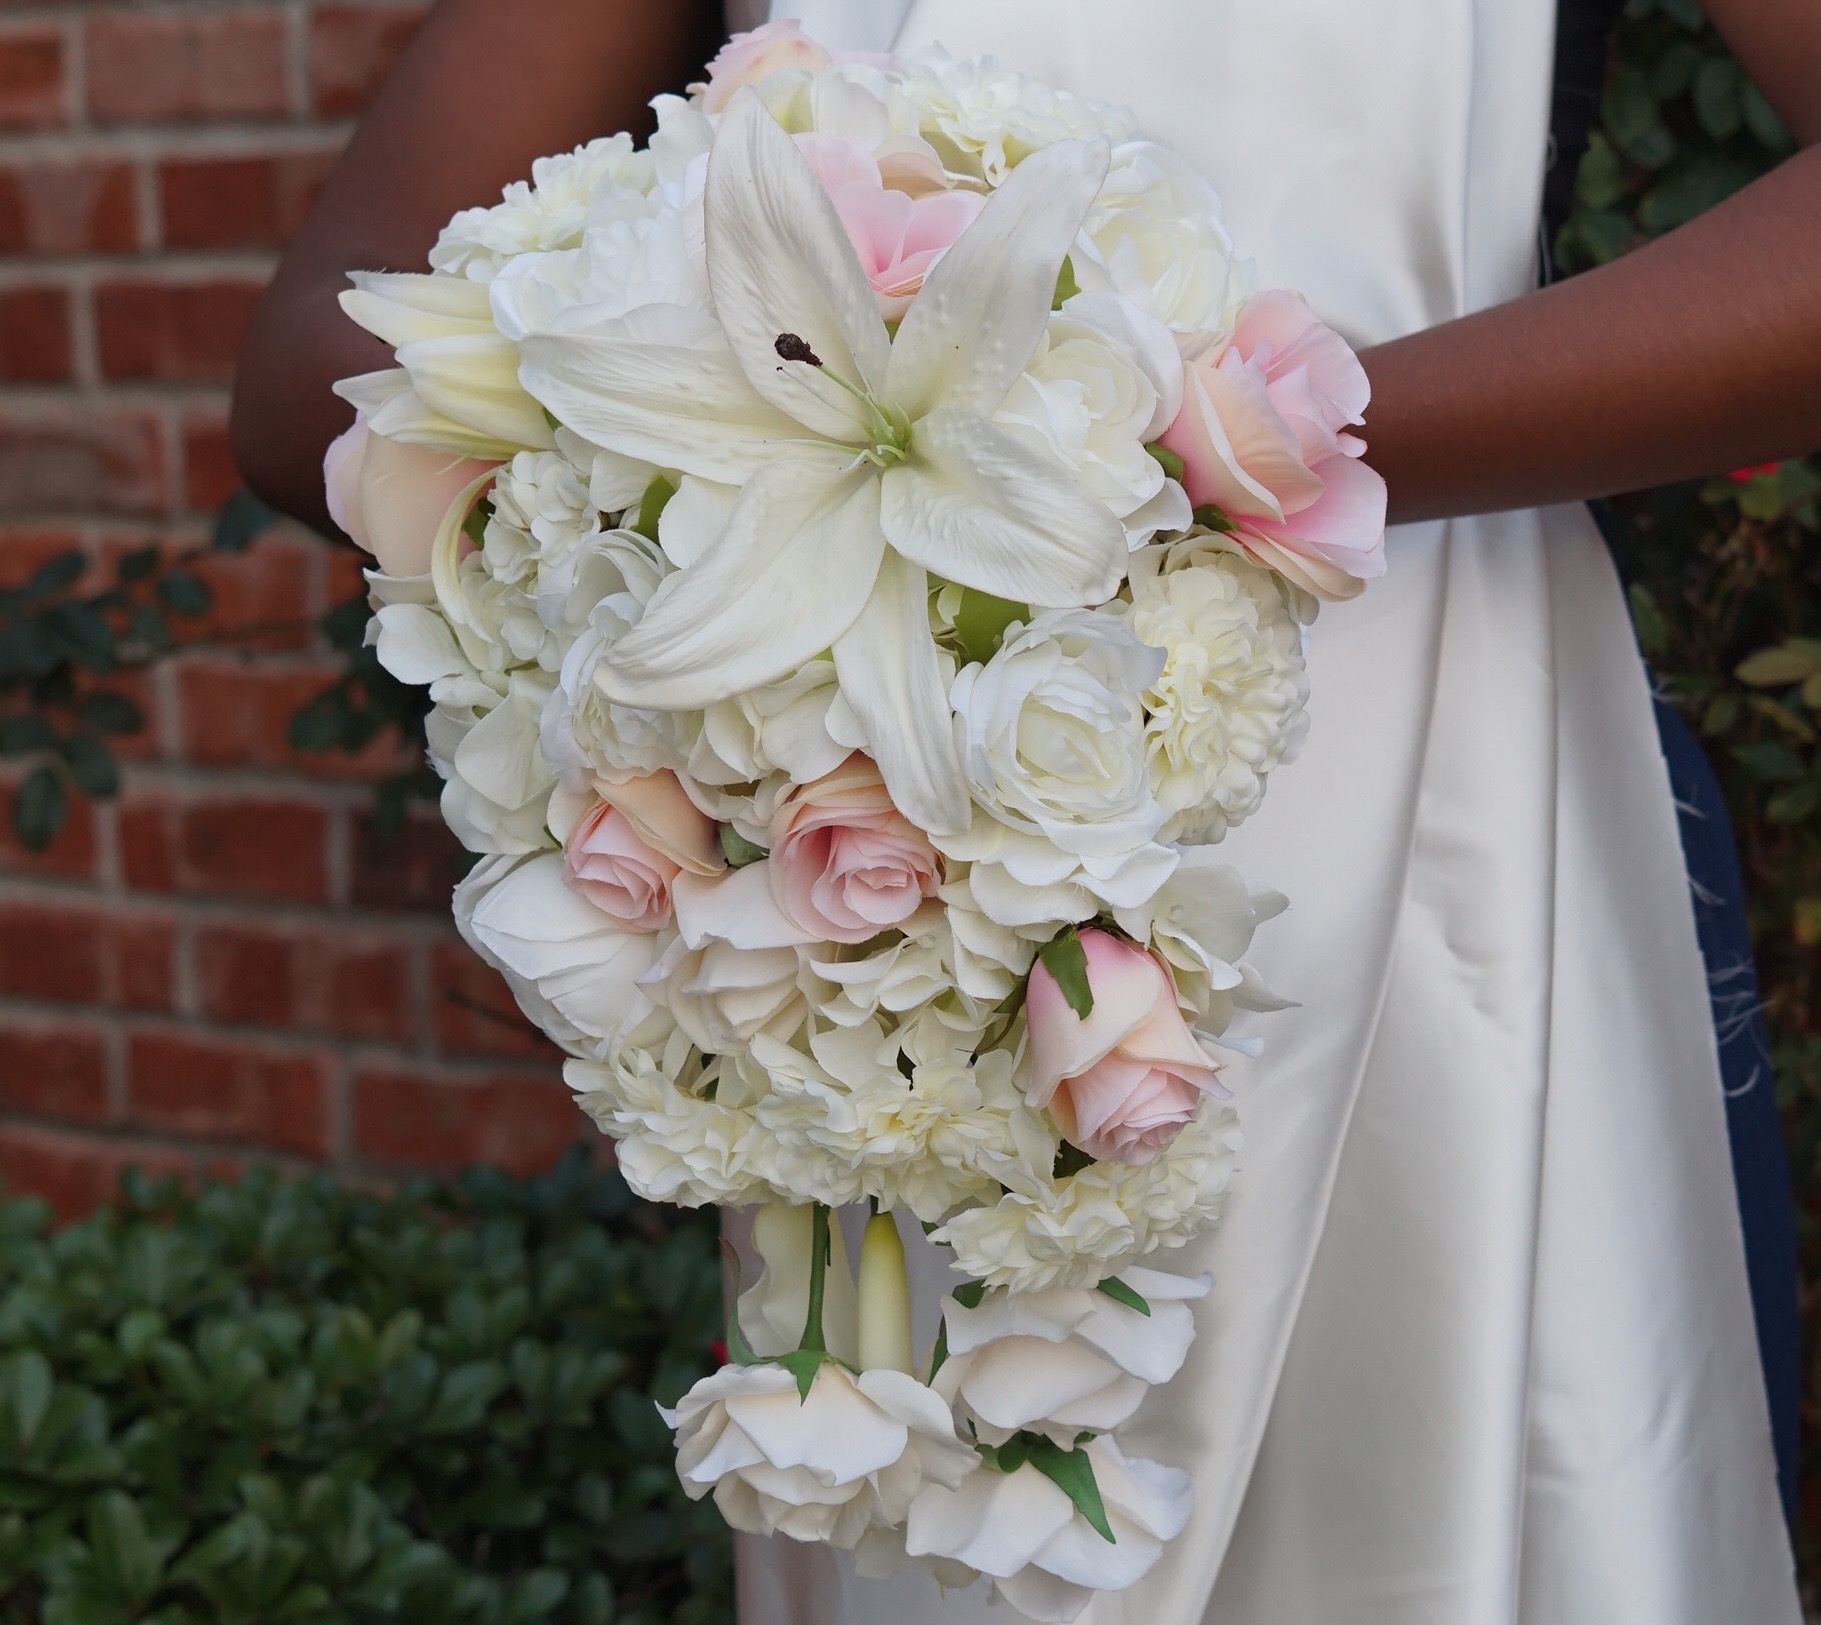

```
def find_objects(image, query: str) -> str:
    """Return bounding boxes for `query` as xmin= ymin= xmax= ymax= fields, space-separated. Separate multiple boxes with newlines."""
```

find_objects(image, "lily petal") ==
xmin=339 ymin=272 xmax=496 ymax=345
xmin=394 ymin=332 xmax=555 ymax=450
xmin=518 ymin=303 xmax=811 ymax=485
xmin=831 ymin=550 xmax=969 ymax=837
xmin=881 ymin=407 xmax=1125 ymax=606
xmin=601 ymin=461 xmax=884 ymax=708
xmin=707 ymin=91 xmax=891 ymax=442
xmin=886 ymin=138 xmax=1110 ymax=422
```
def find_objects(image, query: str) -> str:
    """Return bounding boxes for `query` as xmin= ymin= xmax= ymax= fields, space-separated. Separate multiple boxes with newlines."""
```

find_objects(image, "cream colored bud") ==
xmin=856 ymin=1212 xmax=915 ymax=1375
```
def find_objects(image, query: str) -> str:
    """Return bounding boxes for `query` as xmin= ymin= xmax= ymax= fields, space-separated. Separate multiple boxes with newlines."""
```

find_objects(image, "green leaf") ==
xmin=79 ymin=692 xmax=145 ymax=736
xmin=1732 ymin=741 xmax=1806 ymax=784
xmin=1691 ymin=58 xmax=1742 ymax=140
xmin=953 ymin=587 xmax=1028 ymax=666
xmin=213 ymin=488 xmax=277 ymax=554
xmin=1740 ymin=82 xmax=1792 ymax=154
xmin=719 ymin=825 xmax=768 ymax=868
xmin=27 ymin=551 xmax=86 ymax=600
xmin=115 ymin=546 xmax=162 ymax=585
xmin=1737 ymin=643 xmax=1821 ymax=688
xmin=633 ymin=475 xmax=677 ymax=543
xmin=1094 ymin=1278 xmax=1151 ymax=1316
xmin=1144 ymin=443 xmax=1185 ymax=483
xmin=951 ymin=1281 xmax=987 ymax=1311
xmin=1037 ymin=929 xmax=1094 ymax=1019
xmin=1051 ymin=256 xmax=1080 ymax=310
xmin=1024 ymin=1439 xmax=1115 ymax=1544
xmin=156 ymin=572 xmax=211 ymax=617
xmin=13 ymin=764 xmax=66 ymax=849
xmin=0 ymin=713 xmax=56 ymax=757
xmin=60 ymin=734 xmax=118 ymax=798
xmin=6 ymin=1351 xmax=53 ymax=1447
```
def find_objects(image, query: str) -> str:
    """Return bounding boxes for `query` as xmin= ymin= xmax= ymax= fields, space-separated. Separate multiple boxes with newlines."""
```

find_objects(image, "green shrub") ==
xmin=0 ymin=1154 xmax=732 ymax=1625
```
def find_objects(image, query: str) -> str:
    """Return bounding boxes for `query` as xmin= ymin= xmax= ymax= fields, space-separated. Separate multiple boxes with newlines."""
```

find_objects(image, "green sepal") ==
xmin=951 ymin=1281 xmax=987 ymax=1310
xmin=1052 ymin=256 xmax=1080 ymax=310
xmin=1192 ymin=504 xmax=1236 ymax=534
xmin=462 ymin=497 xmax=492 ymax=546
xmin=1144 ymin=442 xmax=1186 ymax=482
xmin=1095 ymin=1278 xmax=1152 ymax=1317
xmin=1037 ymin=929 xmax=1094 ymax=1019
xmin=775 ymin=1348 xmax=828 ymax=1404
xmin=927 ymin=1323 xmax=949 ymax=1381
xmin=719 ymin=826 xmax=769 ymax=867
xmin=954 ymin=587 xmax=1028 ymax=666
xmin=1026 ymin=1439 xmax=1115 ymax=1543
xmin=633 ymin=475 xmax=678 ymax=544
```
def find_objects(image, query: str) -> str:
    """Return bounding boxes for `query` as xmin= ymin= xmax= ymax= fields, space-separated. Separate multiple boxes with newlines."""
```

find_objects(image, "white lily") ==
xmin=518 ymin=92 xmax=1128 ymax=835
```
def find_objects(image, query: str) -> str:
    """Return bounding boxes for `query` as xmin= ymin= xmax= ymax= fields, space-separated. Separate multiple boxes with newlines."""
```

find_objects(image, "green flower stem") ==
xmin=800 ymin=1203 xmax=831 ymax=1354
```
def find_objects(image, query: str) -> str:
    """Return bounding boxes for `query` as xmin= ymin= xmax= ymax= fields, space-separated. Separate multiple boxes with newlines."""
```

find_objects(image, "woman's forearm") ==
xmin=230 ymin=0 xmax=718 ymax=532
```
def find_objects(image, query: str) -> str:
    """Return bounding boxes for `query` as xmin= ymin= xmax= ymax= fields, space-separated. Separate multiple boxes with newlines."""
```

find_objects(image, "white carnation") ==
xmin=933 ymin=1104 xmax=1243 ymax=1293
xmin=943 ymin=611 xmax=1176 ymax=928
xmin=1123 ymin=546 xmax=1310 ymax=844
xmin=481 ymin=448 xmax=601 ymax=588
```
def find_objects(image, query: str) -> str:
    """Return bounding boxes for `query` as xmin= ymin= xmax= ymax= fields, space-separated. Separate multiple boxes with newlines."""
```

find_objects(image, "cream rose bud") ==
xmin=664 ymin=1360 xmax=977 ymax=1549
xmin=322 ymin=414 xmax=497 ymax=578
xmin=934 ymin=1267 xmax=1211 ymax=1447
xmin=1157 ymin=290 xmax=1386 ymax=600
xmin=557 ymin=771 xmax=721 ymax=931
xmin=905 ymin=1435 xmax=1193 ymax=1622
xmin=1026 ymin=929 xmax=1225 ymax=1164
xmin=769 ymin=755 xmax=942 ymax=944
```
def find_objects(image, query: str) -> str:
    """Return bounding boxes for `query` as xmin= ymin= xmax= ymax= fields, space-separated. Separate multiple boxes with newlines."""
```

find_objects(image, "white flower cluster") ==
xmin=332 ymin=23 xmax=1381 ymax=1620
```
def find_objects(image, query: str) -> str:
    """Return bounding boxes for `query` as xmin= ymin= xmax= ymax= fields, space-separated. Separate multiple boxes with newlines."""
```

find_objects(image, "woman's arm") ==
xmin=1361 ymin=0 xmax=1821 ymax=523
xmin=229 ymin=0 xmax=720 ymax=533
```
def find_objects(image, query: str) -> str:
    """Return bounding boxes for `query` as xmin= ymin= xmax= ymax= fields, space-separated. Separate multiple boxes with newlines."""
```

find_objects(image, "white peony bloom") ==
xmin=934 ymin=1267 xmax=1211 ymax=1447
xmin=665 ymin=1360 xmax=976 ymax=1549
xmin=1113 ymin=848 xmax=1290 ymax=1033
xmin=455 ymin=853 xmax=668 ymax=1055
xmin=943 ymin=610 xmax=1176 ymax=928
xmin=898 ymin=49 xmax=1136 ymax=183
xmin=430 ymin=133 xmax=656 ymax=280
xmin=994 ymin=314 xmax=1188 ymax=549
xmin=934 ymin=1103 xmax=1243 ymax=1293
xmin=1076 ymin=140 xmax=1244 ymax=339
xmin=1122 ymin=545 xmax=1310 ymax=845
xmin=905 ymin=1435 xmax=1192 ymax=1622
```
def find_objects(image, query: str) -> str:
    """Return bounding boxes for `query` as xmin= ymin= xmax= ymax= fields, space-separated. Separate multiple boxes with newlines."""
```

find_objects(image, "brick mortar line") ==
xmin=113 ymin=761 xmax=417 ymax=802
xmin=0 ymin=872 xmax=461 ymax=937
xmin=0 ymin=253 xmax=280 ymax=283
xmin=0 ymin=122 xmax=357 ymax=163
xmin=0 ymin=1109 xmax=328 ymax=1174
xmin=0 ymin=0 xmax=423 ymax=26
xmin=0 ymin=993 xmax=561 ymax=1080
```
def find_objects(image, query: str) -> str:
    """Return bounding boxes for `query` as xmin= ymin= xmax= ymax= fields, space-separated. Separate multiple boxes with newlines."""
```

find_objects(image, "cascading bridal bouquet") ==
xmin=326 ymin=20 xmax=1385 ymax=1620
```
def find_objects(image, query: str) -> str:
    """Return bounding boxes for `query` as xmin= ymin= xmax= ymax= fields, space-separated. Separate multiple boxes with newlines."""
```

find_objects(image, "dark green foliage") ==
xmin=0 ymin=1153 xmax=732 ymax=1625
xmin=1559 ymin=0 xmax=1821 ymax=1580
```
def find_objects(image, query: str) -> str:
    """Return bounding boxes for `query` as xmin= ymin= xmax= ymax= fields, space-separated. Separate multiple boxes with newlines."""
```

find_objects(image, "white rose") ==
xmin=905 ymin=1435 xmax=1192 ymax=1622
xmin=689 ymin=658 xmax=850 ymax=791
xmin=1076 ymin=140 xmax=1244 ymax=338
xmin=943 ymin=610 xmax=1176 ymax=928
xmin=666 ymin=1361 xmax=976 ymax=1549
xmin=430 ymin=133 xmax=656 ymax=280
xmin=454 ymin=853 xmax=668 ymax=1055
xmin=934 ymin=1267 xmax=1211 ymax=1447
xmin=1122 ymin=547 xmax=1310 ymax=844
xmin=933 ymin=1104 xmax=1243 ymax=1294
xmin=1113 ymin=849 xmax=1290 ymax=1033
xmin=994 ymin=315 xmax=1188 ymax=549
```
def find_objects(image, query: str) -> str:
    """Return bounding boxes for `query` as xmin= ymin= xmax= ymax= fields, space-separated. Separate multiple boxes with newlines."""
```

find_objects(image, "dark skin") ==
xmin=230 ymin=0 xmax=1821 ymax=535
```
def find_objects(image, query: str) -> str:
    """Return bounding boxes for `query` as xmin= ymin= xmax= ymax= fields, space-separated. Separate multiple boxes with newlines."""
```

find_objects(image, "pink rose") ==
xmin=562 ymin=772 xmax=722 ymax=931
xmin=1158 ymin=291 xmax=1387 ymax=601
xmin=798 ymin=135 xmax=985 ymax=321
xmin=323 ymin=413 xmax=497 ymax=578
xmin=768 ymin=754 xmax=941 ymax=944
xmin=1025 ymin=929 xmax=1225 ymax=1165
xmin=696 ymin=20 xmax=833 ymax=113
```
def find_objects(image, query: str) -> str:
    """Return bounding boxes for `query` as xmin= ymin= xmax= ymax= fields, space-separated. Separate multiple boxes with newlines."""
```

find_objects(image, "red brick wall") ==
xmin=0 ymin=1 xmax=583 ymax=1218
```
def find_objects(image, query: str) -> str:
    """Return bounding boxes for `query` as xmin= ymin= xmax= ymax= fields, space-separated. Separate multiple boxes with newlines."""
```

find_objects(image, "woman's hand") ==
xmin=1361 ymin=0 xmax=1821 ymax=523
xmin=229 ymin=0 xmax=721 ymax=533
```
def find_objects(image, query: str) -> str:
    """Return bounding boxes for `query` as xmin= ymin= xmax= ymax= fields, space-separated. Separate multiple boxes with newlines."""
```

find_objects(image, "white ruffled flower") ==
xmin=455 ymin=853 xmax=669 ymax=1055
xmin=905 ymin=1435 xmax=1192 ymax=1622
xmin=482 ymin=447 xmax=602 ymax=588
xmin=1077 ymin=140 xmax=1244 ymax=338
xmin=934 ymin=1268 xmax=1211 ymax=1447
xmin=688 ymin=658 xmax=851 ymax=792
xmin=1113 ymin=849 xmax=1290 ymax=1034
xmin=666 ymin=1361 xmax=976 ymax=1549
xmin=430 ymin=134 xmax=657 ymax=280
xmin=426 ymin=675 xmax=557 ymax=855
xmin=899 ymin=49 xmax=1136 ymax=183
xmin=943 ymin=610 xmax=1176 ymax=928
xmin=1122 ymin=545 xmax=1310 ymax=845
xmin=937 ymin=870 xmax=1041 ymax=1004
xmin=995 ymin=314 xmax=1188 ymax=549
xmin=934 ymin=1104 xmax=1243 ymax=1293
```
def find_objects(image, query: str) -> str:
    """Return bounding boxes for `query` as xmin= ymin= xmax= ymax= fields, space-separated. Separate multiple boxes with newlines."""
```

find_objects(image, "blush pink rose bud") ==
xmin=1157 ymin=290 xmax=1387 ymax=601
xmin=323 ymin=414 xmax=497 ymax=578
xmin=1025 ymin=929 xmax=1226 ymax=1165
xmin=768 ymin=754 xmax=942 ymax=944
xmin=798 ymin=135 xmax=985 ymax=321
xmin=696 ymin=20 xmax=833 ymax=112
xmin=563 ymin=772 xmax=722 ymax=931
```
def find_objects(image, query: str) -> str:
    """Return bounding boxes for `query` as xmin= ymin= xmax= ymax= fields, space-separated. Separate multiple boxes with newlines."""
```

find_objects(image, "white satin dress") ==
xmin=737 ymin=1 xmax=1804 ymax=1620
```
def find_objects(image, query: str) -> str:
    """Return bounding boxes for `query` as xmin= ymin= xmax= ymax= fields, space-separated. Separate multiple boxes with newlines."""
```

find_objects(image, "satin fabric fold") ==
xmin=740 ymin=2 xmax=1800 ymax=1619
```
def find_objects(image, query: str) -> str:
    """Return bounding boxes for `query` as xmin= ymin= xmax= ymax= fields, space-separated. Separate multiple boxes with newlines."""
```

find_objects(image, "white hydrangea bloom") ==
xmin=934 ymin=1104 xmax=1243 ymax=1293
xmin=1122 ymin=544 xmax=1310 ymax=845
xmin=430 ymin=134 xmax=657 ymax=280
